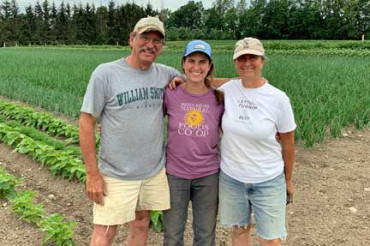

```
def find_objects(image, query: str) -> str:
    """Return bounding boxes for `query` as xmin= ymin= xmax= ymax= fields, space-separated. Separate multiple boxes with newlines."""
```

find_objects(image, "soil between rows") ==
xmin=0 ymin=128 xmax=369 ymax=246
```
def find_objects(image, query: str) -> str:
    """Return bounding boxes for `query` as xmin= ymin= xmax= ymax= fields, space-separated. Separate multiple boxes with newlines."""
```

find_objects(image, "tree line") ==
xmin=1 ymin=0 xmax=369 ymax=46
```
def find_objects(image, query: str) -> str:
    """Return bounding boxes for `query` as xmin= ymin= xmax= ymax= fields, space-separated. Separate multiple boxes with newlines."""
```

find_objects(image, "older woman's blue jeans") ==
xmin=163 ymin=172 xmax=219 ymax=246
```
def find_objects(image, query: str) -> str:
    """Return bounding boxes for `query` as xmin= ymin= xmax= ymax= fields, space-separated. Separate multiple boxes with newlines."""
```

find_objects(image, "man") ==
xmin=79 ymin=16 xmax=181 ymax=246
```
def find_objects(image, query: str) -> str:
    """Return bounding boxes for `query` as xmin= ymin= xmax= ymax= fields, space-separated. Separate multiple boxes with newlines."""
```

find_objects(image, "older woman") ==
xmin=218 ymin=37 xmax=296 ymax=246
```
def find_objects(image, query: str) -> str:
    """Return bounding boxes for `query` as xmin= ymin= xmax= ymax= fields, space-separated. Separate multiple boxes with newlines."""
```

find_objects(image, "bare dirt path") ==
xmin=1 ymin=128 xmax=369 ymax=246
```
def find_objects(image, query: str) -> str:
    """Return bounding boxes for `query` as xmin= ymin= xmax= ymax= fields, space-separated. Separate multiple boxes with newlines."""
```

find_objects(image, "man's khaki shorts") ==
xmin=93 ymin=168 xmax=170 ymax=225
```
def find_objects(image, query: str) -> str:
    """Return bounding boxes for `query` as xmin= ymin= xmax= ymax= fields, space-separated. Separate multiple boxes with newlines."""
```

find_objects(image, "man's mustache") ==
xmin=139 ymin=47 xmax=157 ymax=54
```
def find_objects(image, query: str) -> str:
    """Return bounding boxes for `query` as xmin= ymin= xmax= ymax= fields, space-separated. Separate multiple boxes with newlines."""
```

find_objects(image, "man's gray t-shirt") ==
xmin=81 ymin=58 xmax=180 ymax=180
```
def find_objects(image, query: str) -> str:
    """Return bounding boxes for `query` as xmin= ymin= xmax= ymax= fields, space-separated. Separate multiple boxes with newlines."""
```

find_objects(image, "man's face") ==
xmin=130 ymin=31 xmax=164 ymax=66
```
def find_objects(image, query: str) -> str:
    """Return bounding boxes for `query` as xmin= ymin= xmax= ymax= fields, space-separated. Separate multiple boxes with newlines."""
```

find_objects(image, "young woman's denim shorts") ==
xmin=219 ymin=170 xmax=287 ymax=240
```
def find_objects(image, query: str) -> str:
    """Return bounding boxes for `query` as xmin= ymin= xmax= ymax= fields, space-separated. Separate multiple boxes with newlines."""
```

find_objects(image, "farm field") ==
xmin=0 ymin=40 xmax=370 ymax=245
xmin=0 ymin=121 xmax=369 ymax=245
xmin=1 ymin=41 xmax=370 ymax=146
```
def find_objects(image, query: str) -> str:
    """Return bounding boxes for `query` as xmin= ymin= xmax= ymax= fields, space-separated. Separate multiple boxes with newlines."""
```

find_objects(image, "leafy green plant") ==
xmin=1 ymin=168 xmax=78 ymax=245
xmin=10 ymin=190 xmax=45 ymax=224
xmin=0 ymin=123 xmax=86 ymax=182
xmin=39 ymin=213 xmax=77 ymax=246
xmin=0 ymin=166 xmax=20 ymax=199
xmin=150 ymin=210 xmax=163 ymax=232
xmin=5 ymin=119 xmax=82 ymax=158
xmin=0 ymin=100 xmax=81 ymax=144
xmin=0 ymin=99 xmax=101 ymax=147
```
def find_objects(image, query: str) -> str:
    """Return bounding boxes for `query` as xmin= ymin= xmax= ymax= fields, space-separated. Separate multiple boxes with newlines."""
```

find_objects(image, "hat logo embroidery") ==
xmin=194 ymin=44 xmax=206 ymax=50
xmin=243 ymin=39 xmax=249 ymax=48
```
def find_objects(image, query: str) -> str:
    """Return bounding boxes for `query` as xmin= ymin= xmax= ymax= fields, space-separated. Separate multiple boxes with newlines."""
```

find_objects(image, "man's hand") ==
xmin=168 ymin=76 xmax=185 ymax=90
xmin=86 ymin=171 xmax=107 ymax=205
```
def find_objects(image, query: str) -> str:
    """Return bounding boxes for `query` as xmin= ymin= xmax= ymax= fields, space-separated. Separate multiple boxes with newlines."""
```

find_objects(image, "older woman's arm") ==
xmin=279 ymin=131 xmax=295 ymax=197
xmin=168 ymin=77 xmax=233 ymax=90
xmin=211 ymin=78 xmax=232 ymax=88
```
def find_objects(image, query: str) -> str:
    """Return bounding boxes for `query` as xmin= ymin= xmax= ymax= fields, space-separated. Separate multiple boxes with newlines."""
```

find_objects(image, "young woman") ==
xmin=162 ymin=40 xmax=224 ymax=246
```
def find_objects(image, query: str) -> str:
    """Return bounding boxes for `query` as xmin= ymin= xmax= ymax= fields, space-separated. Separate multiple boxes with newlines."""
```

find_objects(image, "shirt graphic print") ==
xmin=164 ymin=86 xmax=224 ymax=179
xmin=178 ymin=103 xmax=210 ymax=138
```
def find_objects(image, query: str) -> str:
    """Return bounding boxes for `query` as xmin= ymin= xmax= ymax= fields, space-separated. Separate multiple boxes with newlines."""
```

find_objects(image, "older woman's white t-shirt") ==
xmin=219 ymin=79 xmax=296 ymax=183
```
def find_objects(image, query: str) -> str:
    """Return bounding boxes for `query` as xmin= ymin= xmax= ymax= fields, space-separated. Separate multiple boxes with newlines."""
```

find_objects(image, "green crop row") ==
xmin=269 ymin=48 xmax=370 ymax=57
xmin=19 ymin=40 xmax=370 ymax=52
xmin=0 ymin=100 xmax=80 ymax=143
xmin=0 ymin=100 xmax=100 ymax=148
xmin=0 ymin=123 xmax=86 ymax=182
xmin=153 ymin=40 xmax=370 ymax=52
xmin=263 ymin=54 xmax=370 ymax=147
xmin=0 ymin=121 xmax=163 ymax=232
xmin=163 ymin=47 xmax=370 ymax=57
xmin=262 ymin=40 xmax=370 ymax=51
xmin=0 ymin=167 xmax=77 ymax=245
xmin=0 ymin=116 xmax=82 ymax=158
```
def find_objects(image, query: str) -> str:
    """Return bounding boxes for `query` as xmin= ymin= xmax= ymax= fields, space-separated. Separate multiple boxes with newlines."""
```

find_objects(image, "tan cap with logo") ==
xmin=233 ymin=37 xmax=265 ymax=60
xmin=133 ymin=16 xmax=165 ymax=38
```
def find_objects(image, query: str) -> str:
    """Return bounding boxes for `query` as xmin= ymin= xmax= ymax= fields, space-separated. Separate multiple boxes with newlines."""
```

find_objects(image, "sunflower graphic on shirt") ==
xmin=184 ymin=109 xmax=204 ymax=127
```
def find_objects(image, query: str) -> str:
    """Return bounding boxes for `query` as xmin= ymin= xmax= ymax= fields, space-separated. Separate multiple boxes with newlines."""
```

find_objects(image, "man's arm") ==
xmin=279 ymin=131 xmax=295 ymax=198
xmin=79 ymin=112 xmax=106 ymax=205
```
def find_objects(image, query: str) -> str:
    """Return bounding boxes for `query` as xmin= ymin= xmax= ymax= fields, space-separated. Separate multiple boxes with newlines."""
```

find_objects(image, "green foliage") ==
xmin=39 ymin=214 xmax=77 ymax=246
xmin=0 ymin=100 xmax=80 ymax=143
xmin=269 ymin=48 xmax=370 ymax=57
xmin=0 ymin=41 xmax=369 ymax=232
xmin=166 ymin=1 xmax=205 ymax=30
xmin=4 ymin=120 xmax=82 ymax=158
xmin=150 ymin=210 xmax=163 ymax=232
xmin=262 ymin=54 xmax=370 ymax=147
xmin=1 ymin=43 xmax=370 ymax=148
xmin=10 ymin=190 xmax=45 ymax=224
xmin=1 ymin=0 xmax=370 ymax=44
xmin=0 ymin=123 xmax=86 ymax=182
xmin=0 ymin=48 xmax=123 ymax=118
xmin=1 ymin=167 xmax=78 ymax=245
xmin=0 ymin=166 xmax=19 ymax=199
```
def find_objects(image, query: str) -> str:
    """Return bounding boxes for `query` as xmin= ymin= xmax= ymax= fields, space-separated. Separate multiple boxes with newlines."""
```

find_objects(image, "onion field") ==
xmin=0 ymin=40 xmax=370 ymax=244
xmin=1 ymin=40 xmax=370 ymax=147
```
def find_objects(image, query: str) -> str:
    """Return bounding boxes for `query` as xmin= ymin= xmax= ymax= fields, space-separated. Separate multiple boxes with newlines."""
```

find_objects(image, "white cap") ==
xmin=233 ymin=37 xmax=265 ymax=60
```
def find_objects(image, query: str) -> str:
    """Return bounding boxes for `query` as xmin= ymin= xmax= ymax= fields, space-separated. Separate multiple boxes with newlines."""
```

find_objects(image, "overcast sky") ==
xmin=16 ymin=0 xmax=216 ymax=11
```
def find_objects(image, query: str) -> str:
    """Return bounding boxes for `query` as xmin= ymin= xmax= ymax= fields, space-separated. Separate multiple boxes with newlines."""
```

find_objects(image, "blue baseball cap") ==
xmin=183 ymin=40 xmax=212 ymax=61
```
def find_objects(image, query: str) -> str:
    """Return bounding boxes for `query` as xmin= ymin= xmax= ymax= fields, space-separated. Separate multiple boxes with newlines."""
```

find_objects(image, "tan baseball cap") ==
xmin=133 ymin=16 xmax=165 ymax=38
xmin=233 ymin=37 xmax=265 ymax=60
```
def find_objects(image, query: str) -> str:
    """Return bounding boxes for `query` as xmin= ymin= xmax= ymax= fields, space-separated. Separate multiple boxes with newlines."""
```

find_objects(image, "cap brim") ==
xmin=138 ymin=26 xmax=165 ymax=38
xmin=183 ymin=50 xmax=212 ymax=61
xmin=233 ymin=49 xmax=264 ymax=60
